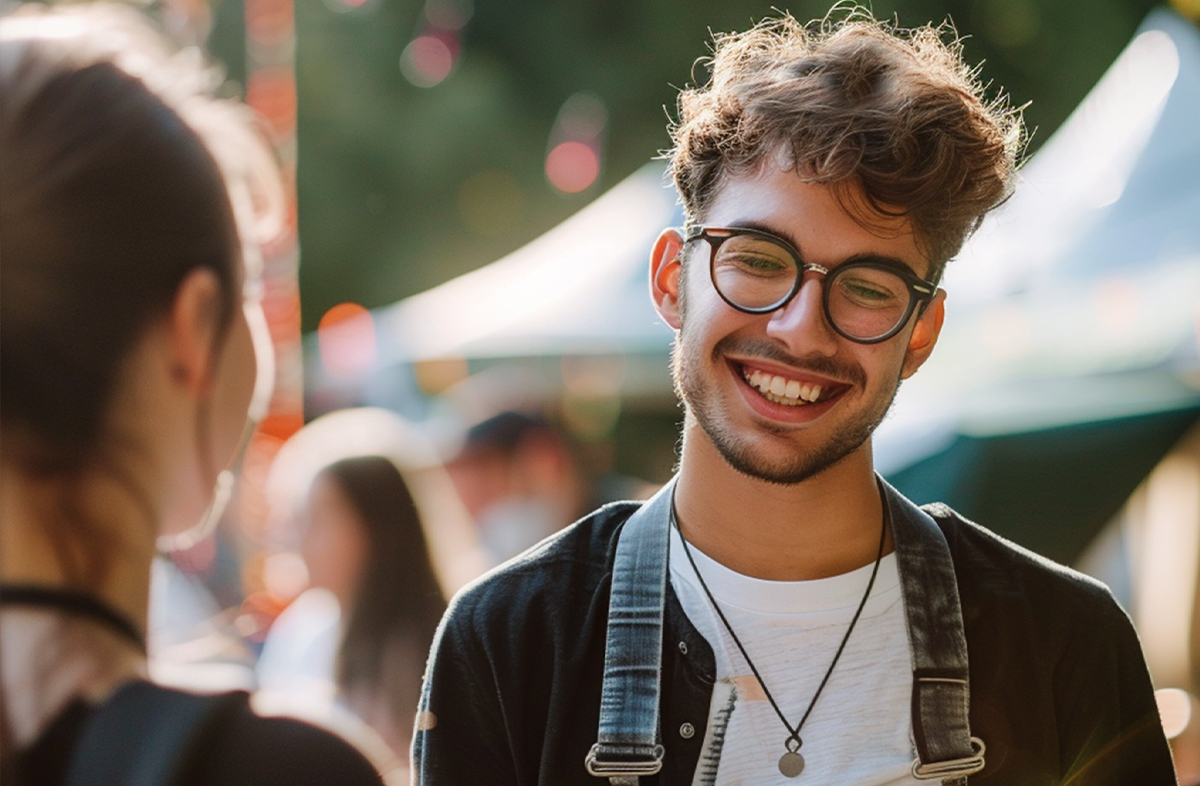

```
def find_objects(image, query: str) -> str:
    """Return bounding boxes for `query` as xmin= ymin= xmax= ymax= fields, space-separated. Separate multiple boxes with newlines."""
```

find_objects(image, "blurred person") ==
xmin=0 ymin=5 xmax=382 ymax=784
xmin=415 ymin=8 xmax=1177 ymax=786
xmin=444 ymin=411 xmax=587 ymax=564
xmin=257 ymin=455 xmax=445 ymax=775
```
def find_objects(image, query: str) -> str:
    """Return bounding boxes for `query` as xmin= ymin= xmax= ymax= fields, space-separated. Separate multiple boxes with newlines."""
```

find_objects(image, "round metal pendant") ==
xmin=778 ymin=751 xmax=806 ymax=778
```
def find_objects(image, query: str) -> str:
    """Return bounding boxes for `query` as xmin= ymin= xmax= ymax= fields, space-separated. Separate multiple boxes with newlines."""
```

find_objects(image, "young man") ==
xmin=414 ymin=12 xmax=1177 ymax=786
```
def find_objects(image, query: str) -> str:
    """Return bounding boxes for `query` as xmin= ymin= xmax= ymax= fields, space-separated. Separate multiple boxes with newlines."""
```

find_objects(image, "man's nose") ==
xmin=764 ymin=273 xmax=839 ymax=356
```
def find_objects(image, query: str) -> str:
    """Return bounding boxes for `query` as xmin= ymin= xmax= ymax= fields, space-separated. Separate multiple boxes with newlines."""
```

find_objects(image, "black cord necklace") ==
xmin=0 ymin=584 xmax=146 ymax=654
xmin=671 ymin=497 xmax=887 ymax=779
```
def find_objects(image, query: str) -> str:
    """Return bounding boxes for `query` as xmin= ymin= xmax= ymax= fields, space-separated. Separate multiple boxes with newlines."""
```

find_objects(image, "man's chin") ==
xmin=690 ymin=397 xmax=878 ymax=486
xmin=714 ymin=431 xmax=865 ymax=486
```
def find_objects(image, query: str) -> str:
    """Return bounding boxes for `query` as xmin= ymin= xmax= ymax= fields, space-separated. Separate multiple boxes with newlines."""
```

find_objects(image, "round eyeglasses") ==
xmin=684 ymin=225 xmax=939 ymax=344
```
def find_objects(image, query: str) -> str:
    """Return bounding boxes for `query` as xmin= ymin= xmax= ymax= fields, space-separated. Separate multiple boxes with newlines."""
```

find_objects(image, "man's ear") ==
xmin=650 ymin=228 xmax=686 ymax=330
xmin=169 ymin=268 xmax=224 ymax=397
xmin=901 ymin=289 xmax=945 ymax=379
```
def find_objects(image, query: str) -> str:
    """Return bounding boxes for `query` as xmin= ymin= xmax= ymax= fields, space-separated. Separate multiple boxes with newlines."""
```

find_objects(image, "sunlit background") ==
xmin=40 ymin=0 xmax=1199 ymax=779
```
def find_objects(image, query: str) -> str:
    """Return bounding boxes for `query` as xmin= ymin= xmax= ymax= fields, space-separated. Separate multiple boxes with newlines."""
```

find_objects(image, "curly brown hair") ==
xmin=668 ymin=8 xmax=1025 ymax=274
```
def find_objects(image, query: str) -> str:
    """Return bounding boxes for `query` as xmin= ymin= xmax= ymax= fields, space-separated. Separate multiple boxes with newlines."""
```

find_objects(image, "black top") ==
xmin=15 ymin=688 xmax=385 ymax=786
xmin=414 ymin=495 xmax=1178 ymax=785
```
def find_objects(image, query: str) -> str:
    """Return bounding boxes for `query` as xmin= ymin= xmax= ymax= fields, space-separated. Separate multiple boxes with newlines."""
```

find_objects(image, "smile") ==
xmin=741 ymin=366 xmax=832 ymax=407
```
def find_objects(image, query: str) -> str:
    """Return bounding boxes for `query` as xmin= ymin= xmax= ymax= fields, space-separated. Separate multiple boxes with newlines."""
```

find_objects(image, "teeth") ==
xmin=743 ymin=369 xmax=825 ymax=406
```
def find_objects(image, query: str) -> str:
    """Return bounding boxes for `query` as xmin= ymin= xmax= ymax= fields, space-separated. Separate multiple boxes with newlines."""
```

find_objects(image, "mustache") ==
xmin=711 ymin=335 xmax=867 ymax=388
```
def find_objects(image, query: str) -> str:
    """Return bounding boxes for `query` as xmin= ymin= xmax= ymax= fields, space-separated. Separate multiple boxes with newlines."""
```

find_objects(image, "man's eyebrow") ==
xmin=726 ymin=219 xmax=801 ymax=250
xmin=842 ymin=252 xmax=932 ymax=280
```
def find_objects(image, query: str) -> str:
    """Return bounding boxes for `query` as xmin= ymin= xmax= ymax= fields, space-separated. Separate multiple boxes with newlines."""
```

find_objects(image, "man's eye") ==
xmin=722 ymin=253 xmax=790 ymax=275
xmin=847 ymin=282 xmax=890 ymax=299
xmin=837 ymin=275 xmax=903 ymax=306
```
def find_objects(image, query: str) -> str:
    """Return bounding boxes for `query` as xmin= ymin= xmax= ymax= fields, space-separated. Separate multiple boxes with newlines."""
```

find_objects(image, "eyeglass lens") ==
xmin=709 ymin=233 xmax=913 ymax=341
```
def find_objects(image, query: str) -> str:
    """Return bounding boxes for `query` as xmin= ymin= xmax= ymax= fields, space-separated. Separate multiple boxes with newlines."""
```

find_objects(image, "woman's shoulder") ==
xmin=195 ymin=694 xmax=387 ymax=786
xmin=16 ymin=681 xmax=387 ymax=786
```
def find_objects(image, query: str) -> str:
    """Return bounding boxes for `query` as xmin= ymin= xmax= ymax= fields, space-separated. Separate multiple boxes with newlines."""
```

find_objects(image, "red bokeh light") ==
xmin=545 ymin=141 xmax=599 ymax=194
xmin=400 ymin=35 xmax=456 ymax=88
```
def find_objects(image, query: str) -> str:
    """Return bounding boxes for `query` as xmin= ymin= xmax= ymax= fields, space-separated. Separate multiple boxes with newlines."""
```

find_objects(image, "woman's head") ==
xmin=302 ymin=456 xmax=444 ymax=624
xmin=0 ymin=5 xmax=278 ymax=583
xmin=300 ymin=455 xmax=446 ymax=742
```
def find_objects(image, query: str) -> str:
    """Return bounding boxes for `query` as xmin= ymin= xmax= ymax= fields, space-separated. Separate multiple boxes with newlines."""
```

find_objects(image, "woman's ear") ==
xmin=650 ymin=228 xmax=686 ymax=330
xmin=169 ymin=268 xmax=224 ymax=397
xmin=901 ymin=289 xmax=946 ymax=380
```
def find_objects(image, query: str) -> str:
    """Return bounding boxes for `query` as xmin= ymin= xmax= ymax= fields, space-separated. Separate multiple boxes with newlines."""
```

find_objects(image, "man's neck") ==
xmin=673 ymin=424 xmax=889 ymax=581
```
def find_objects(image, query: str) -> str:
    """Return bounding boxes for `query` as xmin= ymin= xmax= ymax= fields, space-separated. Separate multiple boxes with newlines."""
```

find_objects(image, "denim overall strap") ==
xmin=586 ymin=478 xmax=676 ymax=785
xmin=880 ymin=477 xmax=986 ymax=785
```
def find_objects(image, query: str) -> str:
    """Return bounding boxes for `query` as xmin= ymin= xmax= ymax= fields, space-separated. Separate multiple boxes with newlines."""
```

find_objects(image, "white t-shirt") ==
xmin=669 ymin=527 xmax=923 ymax=786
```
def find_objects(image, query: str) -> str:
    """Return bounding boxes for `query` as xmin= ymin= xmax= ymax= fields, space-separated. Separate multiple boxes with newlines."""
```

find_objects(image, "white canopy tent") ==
xmin=305 ymin=162 xmax=681 ymax=416
xmin=872 ymin=6 xmax=1200 ymax=565
xmin=374 ymin=164 xmax=680 ymax=362
xmin=876 ymin=6 xmax=1200 ymax=472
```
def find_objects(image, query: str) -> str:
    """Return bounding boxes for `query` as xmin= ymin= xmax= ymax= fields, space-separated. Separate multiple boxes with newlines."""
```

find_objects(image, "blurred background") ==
xmin=31 ymin=0 xmax=1199 ymax=778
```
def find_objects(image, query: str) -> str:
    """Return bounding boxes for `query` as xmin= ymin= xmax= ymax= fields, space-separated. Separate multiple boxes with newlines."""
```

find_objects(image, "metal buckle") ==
xmin=911 ymin=737 xmax=986 ymax=780
xmin=585 ymin=743 xmax=665 ymax=778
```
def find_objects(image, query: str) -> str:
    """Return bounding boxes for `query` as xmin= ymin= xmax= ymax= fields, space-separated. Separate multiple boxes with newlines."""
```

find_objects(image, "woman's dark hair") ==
xmin=317 ymin=455 xmax=447 ymax=742
xmin=0 ymin=6 xmax=280 ymax=778
xmin=0 ymin=5 xmax=278 ymax=587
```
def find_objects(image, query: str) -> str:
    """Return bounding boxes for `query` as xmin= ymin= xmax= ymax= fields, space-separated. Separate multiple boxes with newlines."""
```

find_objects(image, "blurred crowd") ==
xmin=149 ymin=405 xmax=653 ymax=780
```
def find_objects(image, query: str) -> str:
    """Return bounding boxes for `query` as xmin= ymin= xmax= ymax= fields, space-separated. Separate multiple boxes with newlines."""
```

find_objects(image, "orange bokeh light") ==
xmin=246 ymin=67 xmax=297 ymax=138
xmin=318 ymin=302 xmax=377 ymax=379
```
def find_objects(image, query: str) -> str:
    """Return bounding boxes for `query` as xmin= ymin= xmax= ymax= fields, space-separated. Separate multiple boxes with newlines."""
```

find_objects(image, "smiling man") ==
xmin=414 ymin=11 xmax=1177 ymax=786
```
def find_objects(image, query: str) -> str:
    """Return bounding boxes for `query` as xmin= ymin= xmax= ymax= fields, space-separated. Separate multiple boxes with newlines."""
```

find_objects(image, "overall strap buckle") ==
xmin=585 ymin=742 xmax=665 ymax=785
xmin=588 ymin=480 xmax=676 ymax=785
xmin=881 ymin=477 xmax=987 ymax=786
xmin=911 ymin=736 xmax=986 ymax=781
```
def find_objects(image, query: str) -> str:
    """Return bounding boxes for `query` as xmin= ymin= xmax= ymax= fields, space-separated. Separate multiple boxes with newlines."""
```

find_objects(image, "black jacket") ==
xmin=17 ymin=683 xmax=385 ymax=786
xmin=414 ymin=492 xmax=1177 ymax=785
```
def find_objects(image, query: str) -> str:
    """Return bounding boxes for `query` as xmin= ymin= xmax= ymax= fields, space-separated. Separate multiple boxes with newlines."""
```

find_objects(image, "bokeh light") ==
xmin=318 ymin=302 xmax=377 ymax=379
xmin=322 ymin=0 xmax=374 ymax=14
xmin=544 ymin=91 xmax=606 ymax=194
xmin=245 ymin=0 xmax=293 ymax=47
xmin=1156 ymin=687 xmax=1193 ymax=739
xmin=424 ymin=0 xmax=473 ymax=30
xmin=546 ymin=141 xmax=599 ymax=194
xmin=558 ymin=92 xmax=608 ymax=140
xmin=1169 ymin=0 xmax=1200 ymax=21
xmin=413 ymin=357 xmax=470 ymax=396
xmin=246 ymin=67 xmax=297 ymax=139
xmin=262 ymin=551 xmax=309 ymax=600
xmin=401 ymin=34 xmax=457 ymax=88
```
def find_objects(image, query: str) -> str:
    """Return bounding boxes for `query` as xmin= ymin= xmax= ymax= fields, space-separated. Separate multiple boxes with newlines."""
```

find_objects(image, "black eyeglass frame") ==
xmin=683 ymin=225 xmax=940 ymax=345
